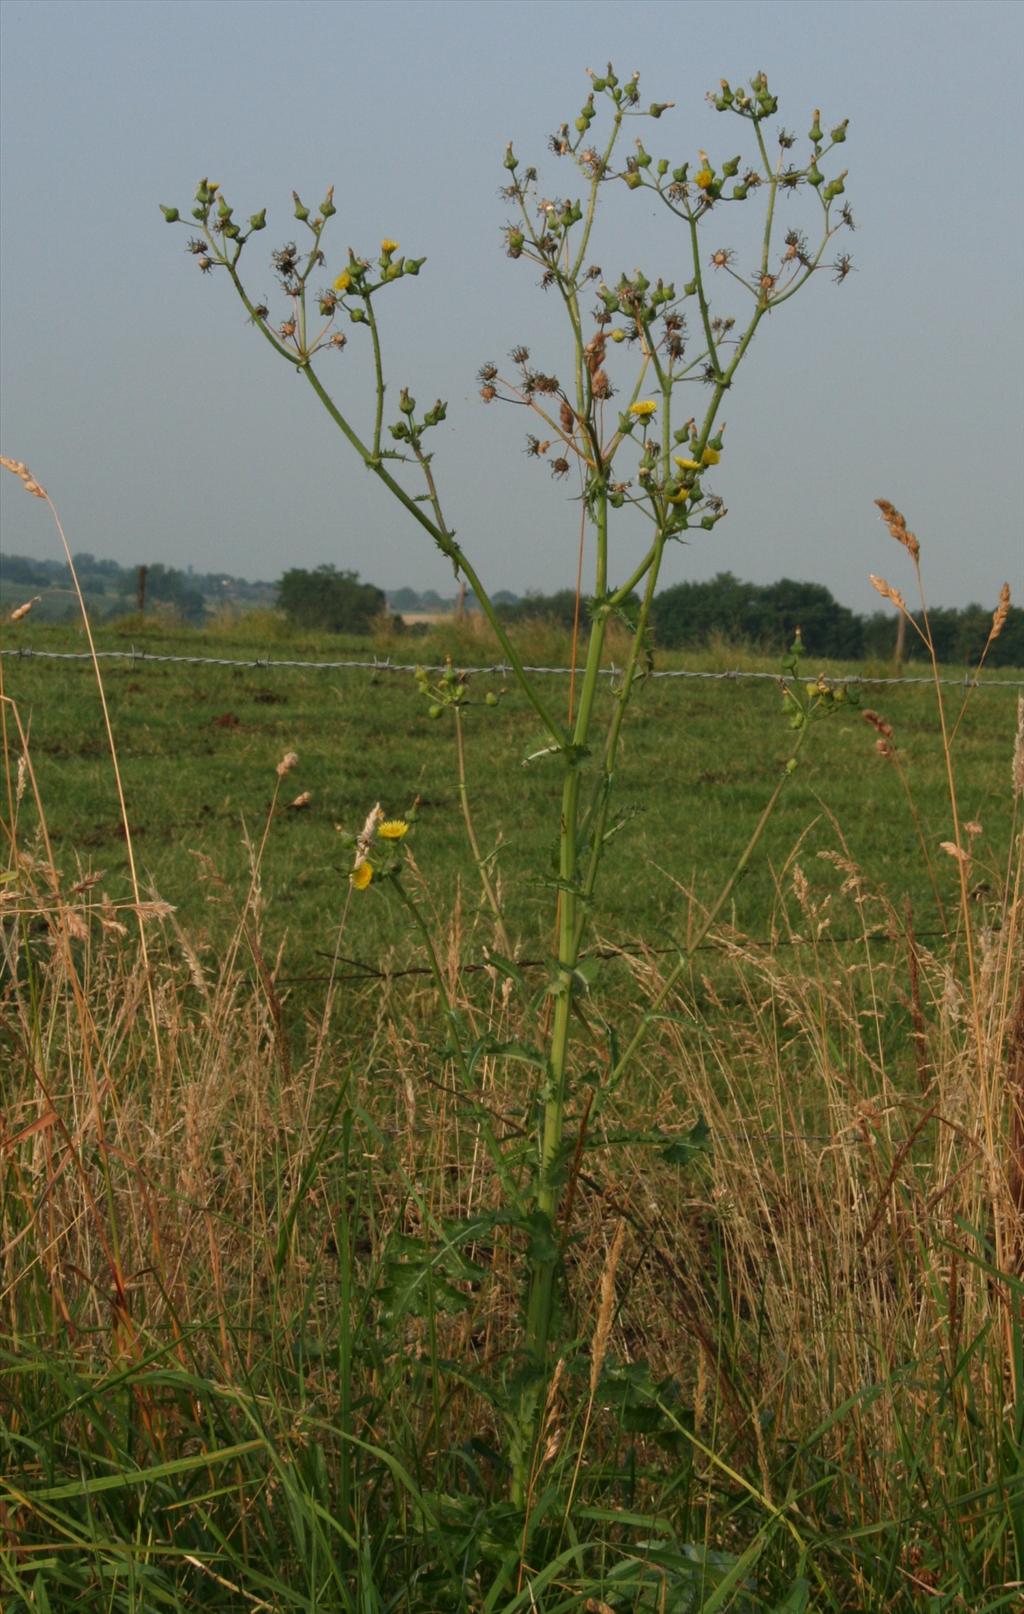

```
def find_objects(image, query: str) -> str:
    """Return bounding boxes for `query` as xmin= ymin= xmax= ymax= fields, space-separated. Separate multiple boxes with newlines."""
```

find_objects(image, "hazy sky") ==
xmin=1 ymin=0 xmax=1021 ymax=614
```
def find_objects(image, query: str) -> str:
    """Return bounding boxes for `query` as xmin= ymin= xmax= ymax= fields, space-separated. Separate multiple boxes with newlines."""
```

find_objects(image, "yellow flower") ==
xmin=350 ymin=861 xmax=373 ymax=890
xmin=629 ymin=400 xmax=657 ymax=418
xmin=667 ymin=488 xmax=692 ymax=505
xmin=380 ymin=238 xmax=399 ymax=254
xmin=378 ymin=819 xmax=409 ymax=840
xmin=333 ymin=270 xmax=352 ymax=293
xmin=694 ymin=166 xmax=714 ymax=191
xmin=674 ymin=456 xmax=701 ymax=472
xmin=701 ymin=446 xmax=721 ymax=466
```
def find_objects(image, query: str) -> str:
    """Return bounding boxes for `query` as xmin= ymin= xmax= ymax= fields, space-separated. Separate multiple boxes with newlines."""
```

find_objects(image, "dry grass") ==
xmin=1 ymin=473 xmax=1021 ymax=1608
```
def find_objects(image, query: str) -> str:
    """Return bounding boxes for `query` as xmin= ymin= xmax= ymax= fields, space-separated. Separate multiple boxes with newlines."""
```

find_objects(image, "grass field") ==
xmin=2 ymin=611 xmax=1023 ymax=1611
xmin=3 ymin=615 xmax=1019 ymax=983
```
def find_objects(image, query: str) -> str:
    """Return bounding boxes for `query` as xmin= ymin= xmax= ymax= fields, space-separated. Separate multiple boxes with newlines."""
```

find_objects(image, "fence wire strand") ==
xmin=2 ymin=644 xmax=1021 ymax=688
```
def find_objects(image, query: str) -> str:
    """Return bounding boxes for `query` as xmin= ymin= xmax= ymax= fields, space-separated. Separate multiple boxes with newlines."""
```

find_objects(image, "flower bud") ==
xmin=350 ymin=307 xmax=367 ymax=323
xmin=191 ymin=206 xmax=207 ymax=221
xmin=504 ymin=144 xmax=519 ymax=170
xmin=485 ymin=690 xmax=499 ymax=706
xmin=429 ymin=704 xmax=443 ymax=720
xmin=400 ymin=388 xmax=415 ymax=415
xmin=722 ymin=155 xmax=740 ymax=176
xmin=672 ymin=165 xmax=689 ymax=183
xmin=160 ymin=205 xmax=180 ymax=222
xmin=807 ymin=163 xmax=824 ymax=188
xmin=684 ymin=279 xmax=697 ymax=297
xmin=591 ymin=75 xmax=607 ymax=91
xmin=624 ymin=171 xmax=642 ymax=189
xmin=648 ymin=101 xmax=670 ymax=118
xmin=657 ymin=157 xmax=669 ymax=177
xmin=292 ymin=191 xmax=309 ymax=221
xmin=320 ymin=188 xmax=336 ymax=217
xmin=732 ymin=183 xmax=749 ymax=199
xmin=249 ymin=209 xmax=267 ymax=231
xmin=809 ymin=111 xmax=823 ymax=144
xmin=830 ymin=120 xmax=848 ymax=143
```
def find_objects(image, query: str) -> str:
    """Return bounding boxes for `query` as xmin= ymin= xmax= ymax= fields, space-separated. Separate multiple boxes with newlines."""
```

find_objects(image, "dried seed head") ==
xmin=356 ymin=802 xmax=384 ymax=860
xmin=990 ymin=582 xmax=1011 ymax=642
xmin=9 ymin=595 xmax=41 ymax=622
xmin=1 ymin=456 xmax=47 ymax=499
xmin=869 ymin=574 xmax=907 ymax=612
xmin=875 ymin=497 xmax=920 ymax=561
xmin=862 ymin=708 xmax=894 ymax=739
xmin=276 ymin=751 xmax=299 ymax=777
xmin=590 ymin=1220 xmax=626 ymax=1395
xmin=288 ymin=791 xmax=312 ymax=809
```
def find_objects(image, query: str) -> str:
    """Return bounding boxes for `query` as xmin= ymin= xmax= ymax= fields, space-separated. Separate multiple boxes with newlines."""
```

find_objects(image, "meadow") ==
xmin=2 ymin=609 xmax=1023 ymax=1611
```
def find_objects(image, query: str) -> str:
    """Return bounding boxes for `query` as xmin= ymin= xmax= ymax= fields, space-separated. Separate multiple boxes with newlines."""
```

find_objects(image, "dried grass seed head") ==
xmin=991 ymin=582 xmax=1011 ymax=642
xmin=869 ymin=574 xmax=907 ymax=612
xmin=875 ymin=497 xmax=920 ymax=562
xmin=1 ymin=456 xmax=48 ymax=500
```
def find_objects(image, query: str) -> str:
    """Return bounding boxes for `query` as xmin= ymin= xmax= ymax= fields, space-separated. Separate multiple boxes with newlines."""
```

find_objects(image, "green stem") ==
xmin=577 ymin=536 xmax=667 ymax=937
xmin=523 ymin=491 xmax=610 ymax=1367
xmin=300 ymin=364 xmax=565 ymax=749
xmin=364 ymin=294 xmax=386 ymax=458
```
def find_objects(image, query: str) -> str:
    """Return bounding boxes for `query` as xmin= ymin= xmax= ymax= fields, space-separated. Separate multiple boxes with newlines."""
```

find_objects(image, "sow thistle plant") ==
xmin=163 ymin=65 xmax=853 ymax=1504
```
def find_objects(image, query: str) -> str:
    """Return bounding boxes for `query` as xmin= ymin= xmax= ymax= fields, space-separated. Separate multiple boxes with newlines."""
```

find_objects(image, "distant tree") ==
xmin=142 ymin=563 xmax=206 ymax=623
xmin=1 ymin=555 xmax=44 ymax=585
xmin=277 ymin=565 xmax=386 ymax=633
xmin=652 ymin=573 xmax=862 ymax=656
xmin=388 ymin=586 xmax=421 ymax=613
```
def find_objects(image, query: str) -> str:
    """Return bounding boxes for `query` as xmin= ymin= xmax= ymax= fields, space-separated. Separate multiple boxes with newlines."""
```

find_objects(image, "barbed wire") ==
xmin=2 ymin=644 xmax=1021 ymax=688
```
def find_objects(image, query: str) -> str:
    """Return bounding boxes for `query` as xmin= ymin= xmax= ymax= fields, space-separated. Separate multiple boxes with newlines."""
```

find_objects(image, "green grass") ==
xmin=3 ymin=617 xmax=1019 ymax=989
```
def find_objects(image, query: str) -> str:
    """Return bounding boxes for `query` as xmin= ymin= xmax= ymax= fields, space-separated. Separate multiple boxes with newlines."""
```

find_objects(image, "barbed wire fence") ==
xmin=2 ymin=644 xmax=1023 ymax=687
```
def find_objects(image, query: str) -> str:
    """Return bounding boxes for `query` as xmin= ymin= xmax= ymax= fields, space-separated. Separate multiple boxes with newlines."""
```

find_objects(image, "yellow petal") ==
xmin=378 ymin=820 xmax=409 ymax=840
xmin=351 ymin=861 xmax=373 ymax=889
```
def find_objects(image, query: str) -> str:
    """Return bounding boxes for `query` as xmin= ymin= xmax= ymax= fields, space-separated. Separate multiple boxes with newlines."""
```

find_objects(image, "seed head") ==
xmin=0 ymin=456 xmax=47 ymax=499
xmin=875 ymin=498 xmax=920 ymax=562
xmin=869 ymin=574 xmax=907 ymax=613
xmin=990 ymin=582 xmax=1011 ymax=642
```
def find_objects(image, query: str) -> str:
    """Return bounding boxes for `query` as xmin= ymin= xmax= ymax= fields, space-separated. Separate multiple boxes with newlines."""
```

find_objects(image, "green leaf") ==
xmin=660 ymin=1115 xmax=710 ymax=1166
xmin=770 ymin=1579 xmax=811 ymax=1614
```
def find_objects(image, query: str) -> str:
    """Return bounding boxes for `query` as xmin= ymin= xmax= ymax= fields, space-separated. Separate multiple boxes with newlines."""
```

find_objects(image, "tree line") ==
xmin=4 ymin=552 xmax=1019 ymax=664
